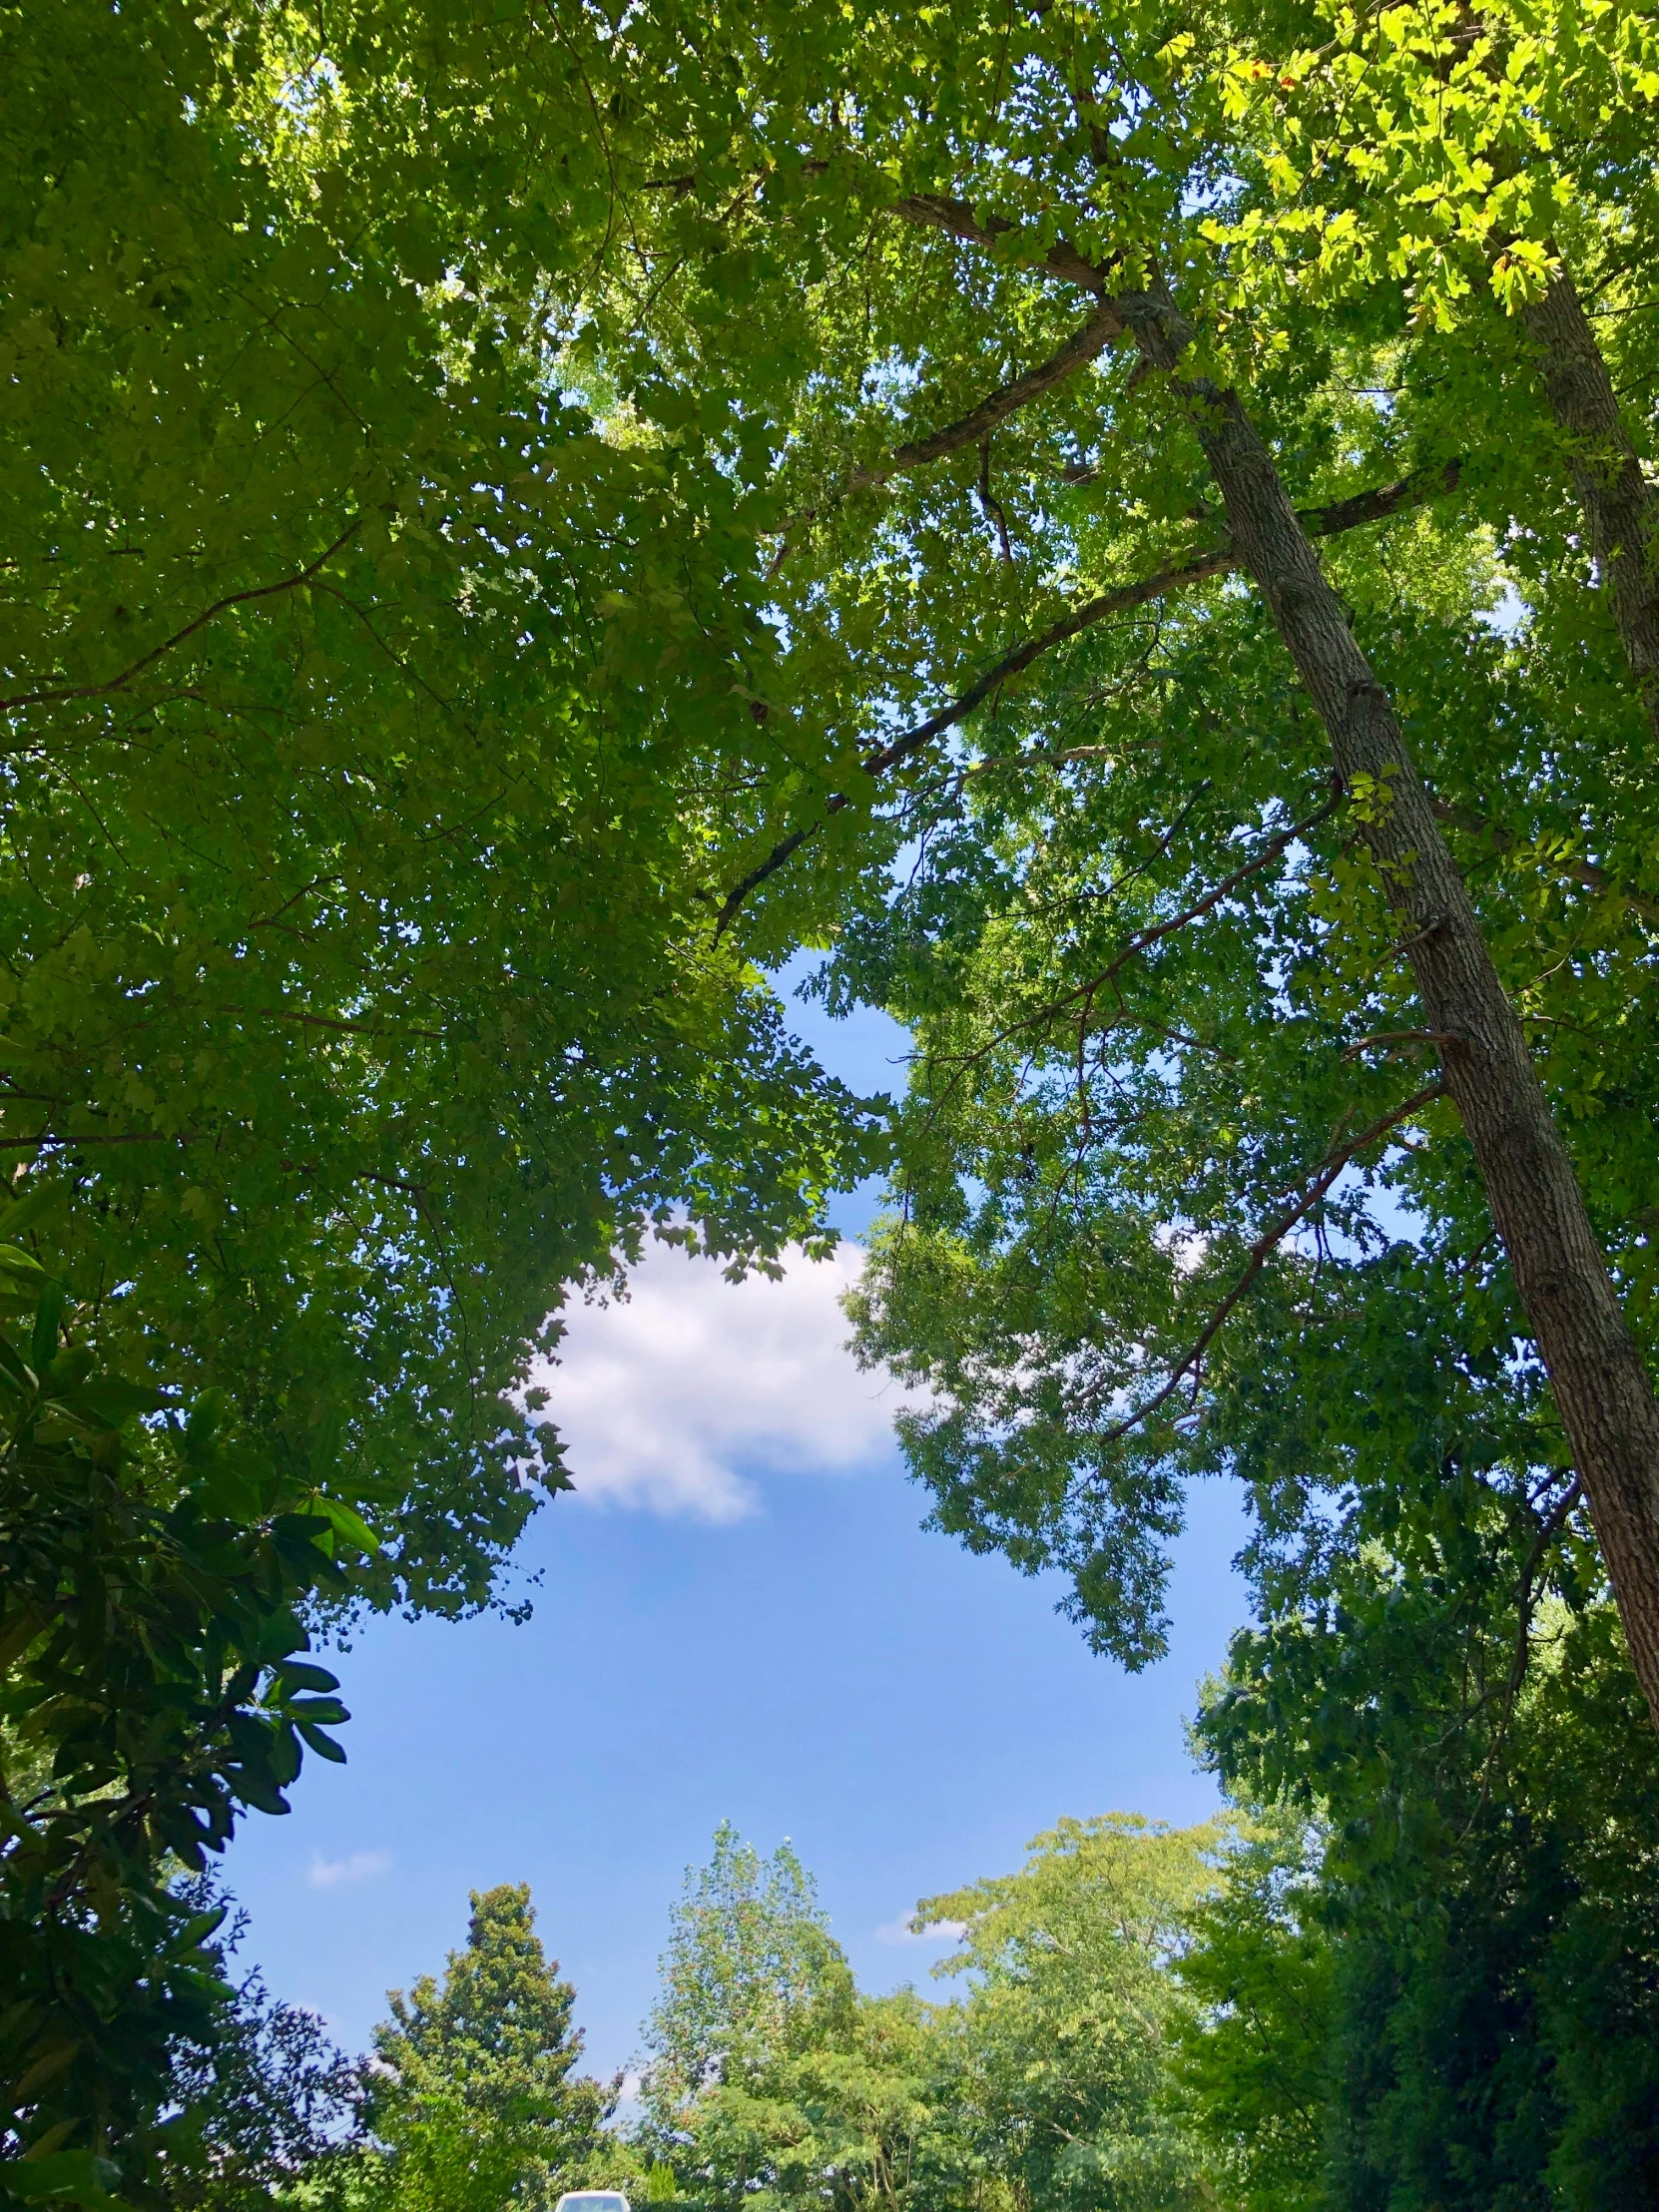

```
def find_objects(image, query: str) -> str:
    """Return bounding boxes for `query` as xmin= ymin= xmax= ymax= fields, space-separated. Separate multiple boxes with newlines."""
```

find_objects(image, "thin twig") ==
xmin=919 ymin=787 xmax=1338 ymax=1112
xmin=977 ymin=439 xmax=1016 ymax=564
xmin=0 ymin=520 xmax=364 ymax=713
xmin=1095 ymin=1079 xmax=1446 ymax=1442
xmin=1467 ymin=1474 xmax=1585 ymax=1824
xmin=0 ymin=1129 xmax=197 ymax=1151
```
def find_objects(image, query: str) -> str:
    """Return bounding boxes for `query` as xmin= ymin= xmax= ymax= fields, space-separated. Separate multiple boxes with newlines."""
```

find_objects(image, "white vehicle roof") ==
xmin=554 ymin=2195 xmax=630 ymax=2212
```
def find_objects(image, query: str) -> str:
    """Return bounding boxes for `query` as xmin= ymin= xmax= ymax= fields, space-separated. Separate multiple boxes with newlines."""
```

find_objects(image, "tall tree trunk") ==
xmin=1520 ymin=264 xmax=1659 ymax=743
xmin=1122 ymin=283 xmax=1659 ymax=1726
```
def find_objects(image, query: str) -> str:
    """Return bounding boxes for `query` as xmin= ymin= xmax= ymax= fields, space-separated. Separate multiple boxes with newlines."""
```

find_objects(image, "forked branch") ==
xmin=769 ymin=299 xmax=1123 ymax=577
xmin=856 ymin=299 xmax=1125 ymax=488
xmin=716 ymin=462 xmax=1456 ymax=932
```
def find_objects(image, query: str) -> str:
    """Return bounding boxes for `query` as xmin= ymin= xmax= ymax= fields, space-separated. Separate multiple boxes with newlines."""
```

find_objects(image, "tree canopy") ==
xmin=1 ymin=0 xmax=878 ymax=1626
xmin=6 ymin=0 xmax=1659 ymax=2197
xmin=639 ymin=1820 xmax=1222 ymax=2212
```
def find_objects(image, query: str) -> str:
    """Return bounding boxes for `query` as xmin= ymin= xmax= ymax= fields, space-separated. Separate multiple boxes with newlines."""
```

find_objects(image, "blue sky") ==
xmin=228 ymin=970 xmax=1252 ymax=2080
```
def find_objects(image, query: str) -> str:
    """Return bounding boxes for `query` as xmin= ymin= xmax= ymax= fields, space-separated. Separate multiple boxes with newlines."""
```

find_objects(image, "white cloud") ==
xmin=875 ymin=1914 xmax=966 ymax=1946
xmin=530 ymin=1242 xmax=911 ymax=1521
xmin=308 ymin=1847 xmax=393 ymax=1890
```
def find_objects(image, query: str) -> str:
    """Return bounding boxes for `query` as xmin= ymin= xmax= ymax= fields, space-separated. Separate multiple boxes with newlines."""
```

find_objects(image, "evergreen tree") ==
xmin=359 ymin=1886 xmax=611 ymax=2212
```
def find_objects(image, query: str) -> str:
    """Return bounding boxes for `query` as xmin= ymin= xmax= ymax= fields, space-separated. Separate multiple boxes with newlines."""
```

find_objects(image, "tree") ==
xmin=0 ymin=1227 xmax=356 ymax=2211
xmin=844 ymin=57 xmax=1659 ymax=1712
xmin=531 ymin=0 xmax=1659 ymax=1710
xmin=0 ymin=0 xmax=876 ymax=1632
xmin=643 ymin=1822 xmax=1224 ymax=2212
xmin=354 ymin=1885 xmax=611 ymax=2212
xmin=1166 ymin=1827 xmax=1333 ymax=2212
xmin=0 ymin=9 xmax=897 ymax=2193
xmin=640 ymin=1825 xmax=962 ymax=2212
xmin=162 ymin=1888 xmax=360 ymax=2212
xmin=1177 ymin=1583 xmax=1659 ymax=2208
xmin=642 ymin=1824 xmax=854 ymax=2132
xmin=913 ymin=1817 xmax=1222 ymax=2212
xmin=1196 ymin=0 xmax=1659 ymax=742
xmin=653 ymin=1987 xmax=972 ymax=2212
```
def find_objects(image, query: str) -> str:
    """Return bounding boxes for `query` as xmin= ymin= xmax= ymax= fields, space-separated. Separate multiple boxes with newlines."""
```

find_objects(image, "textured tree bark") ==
xmin=1521 ymin=265 xmax=1659 ymax=744
xmin=1120 ymin=284 xmax=1659 ymax=1727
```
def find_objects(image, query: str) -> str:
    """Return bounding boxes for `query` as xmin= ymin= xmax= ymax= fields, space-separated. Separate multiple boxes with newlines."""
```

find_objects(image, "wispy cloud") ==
xmin=308 ymin=1847 xmax=393 ymax=1890
xmin=528 ymin=1242 xmax=915 ymax=1522
xmin=875 ymin=1914 xmax=966 ymax=1946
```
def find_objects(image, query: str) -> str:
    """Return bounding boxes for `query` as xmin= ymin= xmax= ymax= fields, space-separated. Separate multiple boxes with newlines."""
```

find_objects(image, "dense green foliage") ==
xmin=1179 ymin=1586 xmax=1659 ymax=2210
xmin=163 ymin=1893 xmax=359 ymax=2212
xmin=908 ymin=1818 xmax=1221 ymax=2212
xmin=0 ymin=5 xmax=871 ymax=2189
xmin=0 ymin=1231 xmax=357 ymax=2207
xmin=642 ymin=1825 xmax=854 ymax=2128
xmin=0 ymin=0 xmax=874 ymax=1625
xmin=133 ymin=1775 xmax=1659 ymax=2212
xmin=5 ymin=0 xmax=1659 ymax=2199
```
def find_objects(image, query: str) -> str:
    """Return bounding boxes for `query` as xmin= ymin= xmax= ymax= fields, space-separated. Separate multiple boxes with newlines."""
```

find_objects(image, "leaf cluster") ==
xmin=0 ymin=1232 xmax=360 ymax=2208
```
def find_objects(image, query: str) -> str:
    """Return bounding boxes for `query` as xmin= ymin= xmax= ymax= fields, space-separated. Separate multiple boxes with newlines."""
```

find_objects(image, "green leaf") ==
xmin=1 ymin=2150 xmax=131 ymax=2211
xmin=189 ymin=1460 xmax=263 ymax=1524
xmin=58 ymin=1378 xmax=170 ymax=1429
xmin=30 ymin=1283 xmax=65 ymax=1375
xmin=294 ymin=1719 xmax=347 ymax=1764
xmin=0 ymin=1333 xmax=34 ymax=1393
xmin=308 ymin=1408 xmax=341 ymax=1482
xmin=182 ymin=1386 xmax=229 ymax=1460
xmin=287 ymin=1695 xmax=349 ymax=1726
xmin=309 ymin=1494 xmax=379 ymax=1556
xmin=0 ymin=1182 xmax=68 ymax=1240
xmin=268 ymin=1720 xmax=302 ymax=1786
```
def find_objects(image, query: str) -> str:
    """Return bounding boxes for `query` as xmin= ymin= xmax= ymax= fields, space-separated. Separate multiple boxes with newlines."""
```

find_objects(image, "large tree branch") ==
xmin=892 ymin=194 xmax=1109 ymax=294
xmin=854 ymin=299 xmax=1125 ymax=489
xmin=766 ymin=298 xmax=1124 ymax=579
xmin=715 ymin=460 xmax=1457 ymax=931
xmin=861 ymin=460 xmax=1461 ymax=779
xmin=1523 ymin=266 xmax=1659 ymax=743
